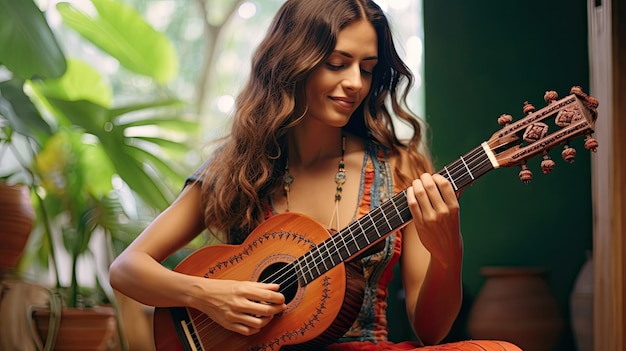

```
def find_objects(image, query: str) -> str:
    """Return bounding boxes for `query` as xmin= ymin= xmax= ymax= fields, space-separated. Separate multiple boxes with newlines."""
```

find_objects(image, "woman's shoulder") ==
xmin=185 ymin=143 xmax=228 ymax=185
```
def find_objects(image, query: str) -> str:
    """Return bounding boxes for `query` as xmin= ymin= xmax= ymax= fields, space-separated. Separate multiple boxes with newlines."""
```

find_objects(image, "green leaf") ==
xmin=101 ymin=143 xmax=172 ymax=209
xmin=42 ymin=98 xmax=110 ymax=136
xmin=81 ymin=142 xmax=115 ymax=198
xmin=97 ymin=192 xmax=125 ymax=229
xmin=125 ymin=144 xmax=186 ymax=186
xmin=56 ymin=0 xmax=178 ymax=84
xmin=109 ymin=99 xmax=186 ymax=118
xmin=119 ymin=116 xmax=199 ymax=134
xmin=29 ymin=59 xmax=112 ymax=108
xmin=129 ymin=136 xmax=191 ymax=156
xmin=0 ymin=79 xmax=52 ymax=142
xmin=0 ymin=0 xmax=66 ymax=79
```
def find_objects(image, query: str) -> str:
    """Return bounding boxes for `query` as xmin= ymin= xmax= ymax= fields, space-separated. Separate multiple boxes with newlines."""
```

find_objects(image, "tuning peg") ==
xmin=586 ymin=96 xmax=599 ymax=109
xmin=541 ymin=153 xmax=556 ymax=174
xmin=544 ymin=91 xmax=558 ymax=104
xmin=570 ymin=86 xmax=584 ymax=95
xmin=561 ymin=145 xmax=576 ymax=163
xmin=522 ymin=101 xmax=535 ymax=115
xmin=584 ymin=134 xmax=599 ymax=153
xmin=519 ymin=163 xmax=533 ymax=184
xmin=498 ymin=114 xmax=513 ymax=126
xmin=571 ymin=86 xmax=600 ymax=110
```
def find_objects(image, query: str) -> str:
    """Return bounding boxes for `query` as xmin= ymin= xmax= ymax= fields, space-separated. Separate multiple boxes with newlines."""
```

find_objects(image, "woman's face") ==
xmin=303 ymin=19 xmax=378 ymax=128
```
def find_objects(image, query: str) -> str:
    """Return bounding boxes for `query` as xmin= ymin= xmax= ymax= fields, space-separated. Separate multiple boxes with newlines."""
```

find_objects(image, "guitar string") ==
xmin=188 ymin=146 xmax=494 ymax=344
xmin=188 ymin=146 xmax=493 ymax=344
xmin=291 ymin=145 xmax=492 ymax=285
xmin=190 ymin=151 xmax=494 ymax=342
xmin=188 ymin=147 xmax=493 ymax=344
xmin=285 ymin=144 xmax=491 ymax=273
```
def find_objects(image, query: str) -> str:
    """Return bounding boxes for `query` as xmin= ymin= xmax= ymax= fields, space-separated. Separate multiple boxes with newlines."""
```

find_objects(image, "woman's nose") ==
xmin=342 ymin=65 xmax=363 ymax=91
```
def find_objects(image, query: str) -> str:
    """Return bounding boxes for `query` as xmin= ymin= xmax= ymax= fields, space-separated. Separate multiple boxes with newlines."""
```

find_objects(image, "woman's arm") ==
xmin=109 ymin=183 xmax=287 ymax=335
xmin=399 ymin=171 xmax=464 ymax=345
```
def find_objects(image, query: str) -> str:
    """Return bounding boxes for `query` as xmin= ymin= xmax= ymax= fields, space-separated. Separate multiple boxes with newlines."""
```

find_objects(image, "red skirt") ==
xmin=326 ymin=340 xmax=523 ymax=351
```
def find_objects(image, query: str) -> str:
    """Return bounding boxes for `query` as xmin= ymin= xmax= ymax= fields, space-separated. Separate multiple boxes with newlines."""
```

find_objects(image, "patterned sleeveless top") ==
xmin=187 ymin=142 xmax=525 ymax=351
xmin=263 ymin=140 xmax=405 ymax=345
xmin=337 ymin=141 xmax=404 ymax=344
xmin=187 ymin=140 xmax=409 ymax=345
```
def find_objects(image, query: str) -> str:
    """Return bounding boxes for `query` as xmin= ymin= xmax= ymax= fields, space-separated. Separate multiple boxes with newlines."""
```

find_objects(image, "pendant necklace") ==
xmin=283 ymin=135 xmax=346 ymax=230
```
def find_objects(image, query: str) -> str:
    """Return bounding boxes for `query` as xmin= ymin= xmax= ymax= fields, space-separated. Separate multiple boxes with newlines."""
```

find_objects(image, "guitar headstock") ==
xmin=485 ymin=86 xmax=599 ymax=183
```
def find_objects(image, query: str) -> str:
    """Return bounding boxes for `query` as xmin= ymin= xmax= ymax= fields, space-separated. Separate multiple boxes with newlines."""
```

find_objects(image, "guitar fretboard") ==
xmin=293 ymin=143 xmax=496 ymax=286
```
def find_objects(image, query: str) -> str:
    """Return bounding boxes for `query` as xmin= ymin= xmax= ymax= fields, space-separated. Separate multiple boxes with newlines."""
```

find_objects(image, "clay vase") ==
xmin=31 ymin=306 xmax=117 ymax=351
xmin=0 ymin=183 xmax=35 ymax=275
xmin=570 ymin=254 xmax=593 ymax=351
xmin=467 ymin=266 xmax=564 ymax=351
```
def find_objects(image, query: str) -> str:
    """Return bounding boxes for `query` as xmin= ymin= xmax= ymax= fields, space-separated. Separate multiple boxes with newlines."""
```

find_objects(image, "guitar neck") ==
xmin=294 ymin=143 xmax=497 ymax=285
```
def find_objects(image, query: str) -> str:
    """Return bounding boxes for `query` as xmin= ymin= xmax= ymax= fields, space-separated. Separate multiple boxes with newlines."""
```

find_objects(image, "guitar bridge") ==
xmin=170 ymin=307 xmax=203 ymax=351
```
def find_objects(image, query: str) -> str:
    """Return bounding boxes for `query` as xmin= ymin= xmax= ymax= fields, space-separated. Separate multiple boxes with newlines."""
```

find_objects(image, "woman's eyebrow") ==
xmin=333 ymin=50 xmax=378 ymax=61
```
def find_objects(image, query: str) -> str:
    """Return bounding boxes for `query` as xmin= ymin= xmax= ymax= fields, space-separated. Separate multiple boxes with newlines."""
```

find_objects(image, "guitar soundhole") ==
xmin=258 ymin=262 xmax=299 ymax=304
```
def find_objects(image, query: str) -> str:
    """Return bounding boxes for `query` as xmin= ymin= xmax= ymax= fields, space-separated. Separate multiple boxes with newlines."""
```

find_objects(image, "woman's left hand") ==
xmin=405 ymin=173 xmax=462 ymax=264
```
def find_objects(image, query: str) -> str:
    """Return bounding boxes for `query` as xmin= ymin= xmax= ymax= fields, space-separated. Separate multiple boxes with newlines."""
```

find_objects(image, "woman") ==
xmin=109 ymin=1 xmax=521 ymax=350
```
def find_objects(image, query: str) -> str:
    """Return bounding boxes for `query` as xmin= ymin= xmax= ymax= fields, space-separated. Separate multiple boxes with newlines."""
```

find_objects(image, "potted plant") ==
xmin=0 ymin=130 xmax=39 ymax=275
xmin=0 ymin=0 xmax=60 ymax=278
xmin=0 ymin=177 xmax=36 ymax=275
xmin=0 ymin=0 xmax=198 ymax=349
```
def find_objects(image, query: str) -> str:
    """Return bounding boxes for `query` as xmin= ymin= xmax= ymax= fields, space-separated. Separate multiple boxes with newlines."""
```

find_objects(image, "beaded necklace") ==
xmin=282 ymin=135 xmax=346 ymax=230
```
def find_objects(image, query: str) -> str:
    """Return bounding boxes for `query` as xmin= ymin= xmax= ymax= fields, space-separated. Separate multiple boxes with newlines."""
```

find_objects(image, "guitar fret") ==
xmin=341 ymin=228 xmax=352 ymax=259
xmin=320 ymin=242 xmax=330 ymax=272
xmin=331 ymin=242 xmax=342 ymax=266
xmin=294 ymin=258 xmax=307 ymax=285
xmin=379 ymin=205 xmax=393 ymax=231
xmin=328 ymin=239 xmax=338 ymax=266
xmin=460 ymin=155 xmax=475 ymax=180
xmin=298 ymin=254 xmax=305 ymax=283
xmin=297 ymin=144 xmax=496 ymax=285
xmin=312 ymin=252 xmax=322 ymax=278
xmin=360 ymin=215 xmax=372 ymax=245
xmin=301 ymin=254 xmax=312 ymax=284
xmin=443 ymin=165 xmax=458 ymax=191
xmin=390 ymin=194 xmax=403 ymax=224
xmin=354 ymin=221 xmax=365 ymax=253
xmin=368 ymin=213 xmax=381 ymax=239
xmin=437 ymin=146 xmax=493 ymax=190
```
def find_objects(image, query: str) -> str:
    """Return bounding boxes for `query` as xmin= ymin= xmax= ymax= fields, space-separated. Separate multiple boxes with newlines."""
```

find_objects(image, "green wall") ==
xmin=387 ymin=1 xmax=592 ymax=349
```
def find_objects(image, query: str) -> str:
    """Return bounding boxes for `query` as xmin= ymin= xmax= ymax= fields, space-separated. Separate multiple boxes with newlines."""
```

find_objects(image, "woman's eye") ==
xmin=326 ymin=62 xmax=374 ymax=75
xmin=327 ymin=63 xmax=343 ymax=71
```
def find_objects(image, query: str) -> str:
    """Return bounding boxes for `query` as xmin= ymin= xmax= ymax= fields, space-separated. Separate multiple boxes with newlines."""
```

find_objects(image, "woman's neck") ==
xmin=287 ymin=126 xmax=345 ymax=170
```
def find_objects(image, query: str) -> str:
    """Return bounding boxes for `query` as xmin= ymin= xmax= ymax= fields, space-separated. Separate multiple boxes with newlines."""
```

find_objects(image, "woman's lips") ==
xmin=330 ymin=96 xmax=356 ymax=109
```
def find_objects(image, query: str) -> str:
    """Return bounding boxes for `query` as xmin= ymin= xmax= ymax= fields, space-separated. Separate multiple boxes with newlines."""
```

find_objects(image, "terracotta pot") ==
xmin=31 ymin=306 xmax=117 ymax=351
xmin=0 ymin=183 xmax=35 ymax=274
xmin=570 ymin=254 xmax=593 ymax=351
xmin=467 ymin=266 xmax=564 ymax=351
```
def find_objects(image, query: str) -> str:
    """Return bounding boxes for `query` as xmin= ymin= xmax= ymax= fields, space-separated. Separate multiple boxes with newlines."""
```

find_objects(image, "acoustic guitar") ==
xmin=153 ymin=87 xmax=599 ymax=351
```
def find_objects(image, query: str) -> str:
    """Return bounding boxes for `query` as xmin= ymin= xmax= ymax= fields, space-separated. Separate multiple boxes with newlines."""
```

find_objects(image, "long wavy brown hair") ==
xmin=200 ymin=0 xmax=432 ymax=243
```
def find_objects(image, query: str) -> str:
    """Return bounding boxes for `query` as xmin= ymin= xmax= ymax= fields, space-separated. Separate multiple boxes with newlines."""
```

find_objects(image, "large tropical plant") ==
xmin=0 ymin=0 xmax=198 ymax=309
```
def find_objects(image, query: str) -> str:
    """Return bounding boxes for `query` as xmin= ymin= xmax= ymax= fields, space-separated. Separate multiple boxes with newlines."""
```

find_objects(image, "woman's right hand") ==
xmin=190 ymin=279 xmax=288 ymax=336
xmin=110 ymin=183 xmax=286 ymax=336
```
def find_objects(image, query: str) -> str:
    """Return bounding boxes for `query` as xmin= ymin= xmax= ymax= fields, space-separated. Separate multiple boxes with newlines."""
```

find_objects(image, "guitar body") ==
xmin=153 ymin=212 xmax=365 ymax=351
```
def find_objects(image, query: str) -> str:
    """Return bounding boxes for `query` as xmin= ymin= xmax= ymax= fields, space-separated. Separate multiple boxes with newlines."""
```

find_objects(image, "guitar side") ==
xmin=153 ymin=212 xmax=365 ymax=351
